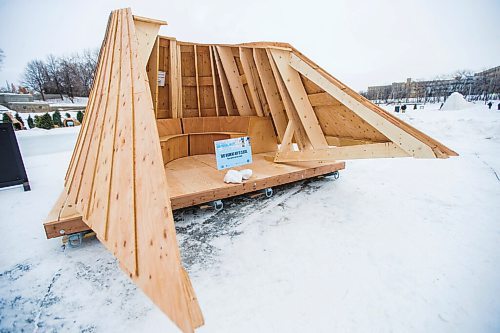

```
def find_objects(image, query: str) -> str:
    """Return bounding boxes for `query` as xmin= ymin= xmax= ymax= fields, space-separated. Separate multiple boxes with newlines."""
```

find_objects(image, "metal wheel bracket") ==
xmin=325 ymin=171 xmax=340 ymax=180
xmin=211 ymin=200 xmax=224 ymax=211
xmin=264 ymin=187 xmax=273 ymax=198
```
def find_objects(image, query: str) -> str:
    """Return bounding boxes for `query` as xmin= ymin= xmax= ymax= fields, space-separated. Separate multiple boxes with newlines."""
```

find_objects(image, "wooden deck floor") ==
xmin=44 ymin=153 xmax=345 ymax=238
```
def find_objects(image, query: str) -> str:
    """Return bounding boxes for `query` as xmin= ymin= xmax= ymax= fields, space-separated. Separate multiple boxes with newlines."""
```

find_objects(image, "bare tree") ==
xmin=23 ymin=60 xmax=49 ymax=100
xmin=59 ymin=55 xmax=78 ymax=102
xmin=45 ymin=54 xmax=64 ymax=100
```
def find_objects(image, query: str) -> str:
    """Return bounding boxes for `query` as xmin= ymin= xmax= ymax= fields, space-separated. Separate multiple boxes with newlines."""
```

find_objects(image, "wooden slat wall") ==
xmin=146 ymin=38 xmax=456 ymax=158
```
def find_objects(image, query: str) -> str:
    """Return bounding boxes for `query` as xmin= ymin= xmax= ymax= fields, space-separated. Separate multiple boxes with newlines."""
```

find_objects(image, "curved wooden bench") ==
xmin=157 ymin=116 xmax=278 ymax=164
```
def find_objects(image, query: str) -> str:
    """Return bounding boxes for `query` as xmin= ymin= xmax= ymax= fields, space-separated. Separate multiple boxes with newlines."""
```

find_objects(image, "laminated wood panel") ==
xmin=61 ymin=9 xmax=202 ymax=333
xmin=180 ymin=44 xmax=199 ymax=118
xmin=146 ymin=37 xmax=159 ymax=116
xmin=157 ymin=119 xmax=183 ymax=136
xmin=216 ymin=46 xmax=254 ymax=116
xmin=196 ymin=45 xmax=217 ymax=116
xmin=157 ymin=38 xmax=170 ymax=118
xmin=161 ymin=136 xmax=189 ymax=164
xmin=253 ymin=48 xmax=288 ymax=142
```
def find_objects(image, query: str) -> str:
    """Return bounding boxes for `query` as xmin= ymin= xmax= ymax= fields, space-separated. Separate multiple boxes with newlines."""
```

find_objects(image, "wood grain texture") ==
xmin=50 ymin=8 xmax=458 ymax=333
xmin=60 ymin=9 xmax=201 ymax=333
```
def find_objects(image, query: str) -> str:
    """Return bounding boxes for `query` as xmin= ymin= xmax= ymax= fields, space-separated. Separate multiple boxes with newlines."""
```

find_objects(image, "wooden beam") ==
xmin=269 ymin=49 xmax=328 ymax=149
xmin=208 ymin=47 xmax=219 ymax=116
xmin=325 ymin=136 xmax=381 ymax=147
xmin=280 ymin=120 xmax=295 ymax=152
xmin=133 ymin=18 xmax=164 ymax=68
xmin=169 ymin=40 xmax=182 ymax=118
xmin=147 ymin=36 xmax=159 ymax=117
xmin=216 ymin=46 xmax=253 ymax=116
xmin=288 ymin=53 xmax=436 ymax=158
xmin=239 ymin=47 xmax=264 ymax=116
xmin=308 ymin=92 xmax=342 ymax=107
xmin=253 ymin=48 xmax=288 ymax=142
xmin=212 ymin=46 xmax=235 ymax=115
xmin=274 ymin=142 xmax=410 ymax=162
xmin=266 ymin=49 xmax=312 ymax=150
xmin=132 ymin=15 xmax=167 ymax=26
xmin=193 ymin=45 xmax=201 ymax=117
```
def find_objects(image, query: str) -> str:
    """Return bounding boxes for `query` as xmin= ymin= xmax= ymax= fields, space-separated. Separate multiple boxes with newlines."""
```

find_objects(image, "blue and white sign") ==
xmin=214 ymin=136 xmax=252 ymax=170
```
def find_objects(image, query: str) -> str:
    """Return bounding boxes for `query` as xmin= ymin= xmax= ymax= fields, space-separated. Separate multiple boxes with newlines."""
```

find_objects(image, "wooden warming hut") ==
xmin=43 ymin=8 xmax=457 ymax=333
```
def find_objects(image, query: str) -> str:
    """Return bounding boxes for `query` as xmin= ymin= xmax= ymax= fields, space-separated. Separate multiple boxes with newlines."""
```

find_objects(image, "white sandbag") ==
xmin=239 ymin=169 xmax=253 ymax=180
xmin=224 ymin=169 xmax=243 ymax=184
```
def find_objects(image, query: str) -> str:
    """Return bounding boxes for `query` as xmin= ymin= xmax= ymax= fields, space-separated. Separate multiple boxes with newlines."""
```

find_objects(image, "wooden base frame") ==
xmin=44 ymin=153 xmax=345 ymax=238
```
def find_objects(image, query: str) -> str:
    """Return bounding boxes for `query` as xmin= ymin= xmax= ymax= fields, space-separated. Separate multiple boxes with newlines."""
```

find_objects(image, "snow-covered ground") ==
xmin=1 ymin=103 xmax=499 ymax=332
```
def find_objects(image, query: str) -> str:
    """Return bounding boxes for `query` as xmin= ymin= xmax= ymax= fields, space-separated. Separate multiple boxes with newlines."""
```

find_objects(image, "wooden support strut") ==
xmin=266 ymin=48 xmax=312 ymax=150
xmin=274 ymin=142 xmax=409 ymax=162
xmin=269 ymin=49 xmax=328 ymax=150
xmin=288 ymin=53 xmax=437 ymax=158
xmin=216 ymin=46 xmax=253 ymax=116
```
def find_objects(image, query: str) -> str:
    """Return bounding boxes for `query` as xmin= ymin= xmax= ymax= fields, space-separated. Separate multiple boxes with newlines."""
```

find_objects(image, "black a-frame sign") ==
xmin=0 ymin=123 xmax=30 ymax=191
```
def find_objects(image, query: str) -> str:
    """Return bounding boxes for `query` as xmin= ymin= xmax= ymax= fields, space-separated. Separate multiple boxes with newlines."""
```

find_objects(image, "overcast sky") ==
xmin=0 ymin=0 xmax=498 ymax=91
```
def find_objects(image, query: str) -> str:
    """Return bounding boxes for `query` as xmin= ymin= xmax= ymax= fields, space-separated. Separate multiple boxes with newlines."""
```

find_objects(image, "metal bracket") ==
xmin=263 ymin=187 xmax=273 ymax=198
xmin=211 ymin=200 xmax=224 ymax=211
xmin=325 ymin=171 xmax=340 ymax=180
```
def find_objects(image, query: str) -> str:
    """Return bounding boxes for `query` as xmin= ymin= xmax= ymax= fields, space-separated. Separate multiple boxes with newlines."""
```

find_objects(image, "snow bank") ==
xmin=441 ymin=92 xmax=473 ymax=111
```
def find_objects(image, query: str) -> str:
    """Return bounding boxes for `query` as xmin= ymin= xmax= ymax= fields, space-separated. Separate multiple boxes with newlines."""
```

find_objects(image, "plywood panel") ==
xmin=60 ymin=9 xmax=201 ymax=333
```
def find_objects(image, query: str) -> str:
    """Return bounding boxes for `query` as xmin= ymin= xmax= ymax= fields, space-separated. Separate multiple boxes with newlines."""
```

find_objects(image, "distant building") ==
xmin=365 ymin=66 xmax=499 ymax=102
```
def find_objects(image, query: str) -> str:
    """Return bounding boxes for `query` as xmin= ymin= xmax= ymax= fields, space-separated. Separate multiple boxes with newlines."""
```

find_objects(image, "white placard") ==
xmin=158 ymin=71 xmax=166 ymax=87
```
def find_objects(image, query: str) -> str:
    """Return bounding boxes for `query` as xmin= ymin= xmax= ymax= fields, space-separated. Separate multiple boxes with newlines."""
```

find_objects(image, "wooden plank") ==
xmin=247 ymin=117 xmax=278 ymax=153
xmin=216 ymin=46 xmax=253 ymax=116
xmin=212 ymin=46 xmax=235 ymax=116
xmin=157 ymin=119 xmax=183 ymax=136
xmin=105 ymin=8 xmax=137 ymax=274
xmin=274 ymin=142 xmax=410 ymax=162
xmin=146 ymin=37 xmax=159 ymax=117
xmin=157 ymin=39 xmax=170 ymax=119
xmin=209 ymin=47 xmax=219 ymax=116
xmin=190 ymin=133 xmax=229 ymax=155
xmin=166 ymin=153 xmax=346 ymax=209
xmin=127 ymin=9 xmax=202 ymax=331
xmin=170 ymin=40 xmax=182 ymax=118
xmin=266 ymin=49 xmax=311 ymax=150
xmin=85 ymin=11 xmax=124 ymax=234
xmin=161 ymin=136 xmax=189 ymax=164
xmin=253 ymin=48 xmax=288 ymax=142
xmin=76 ymin=10 xmax=121 ymax=223
xmin=280 ymin=120 xmax=295 ymax=152
xmin=133 ymin=18 xmax=163 ymax=68
xmin=270 ymin=49 xmax=328 ymax=149
xmin=65 ymin=11 xmax=116 ymax=202
xmin=181 ymin=76 xmax=214 ymax=86
xmin=325 ymin=136 xmax=380 ymax=147
xmin=308 ymin=92 xmax=342 ymax=107
xmin=193 ymin=45 xmax=201 ymax=117
xmin=177 ymin=44 xmax=183 ymax=118
xmin=239 ymin=47 xmax=264 ymax=116
xmin=288 ymin=53 xmax=437 ymax=158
